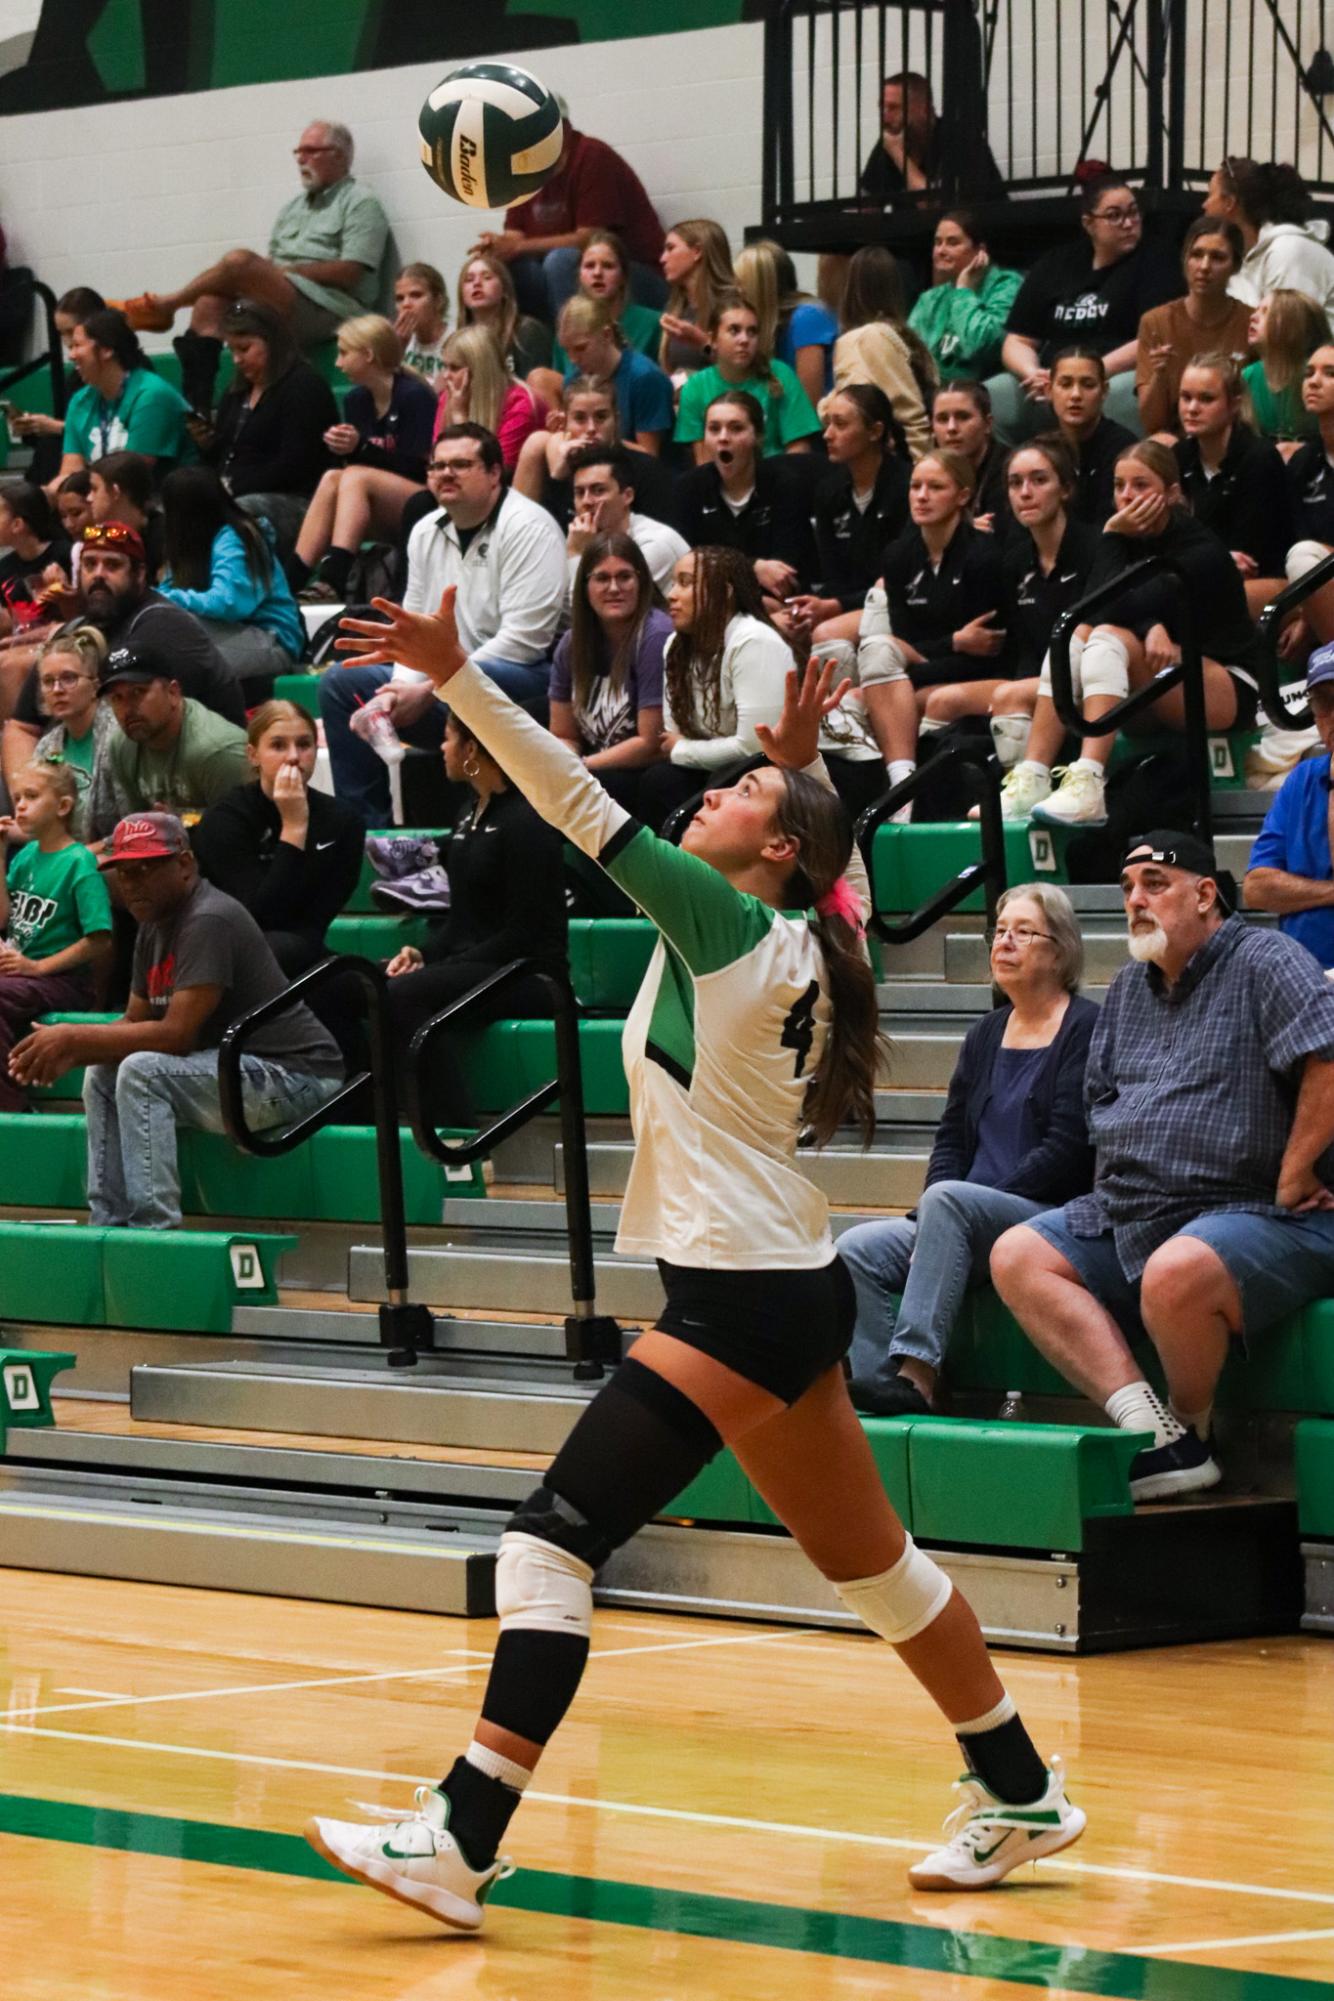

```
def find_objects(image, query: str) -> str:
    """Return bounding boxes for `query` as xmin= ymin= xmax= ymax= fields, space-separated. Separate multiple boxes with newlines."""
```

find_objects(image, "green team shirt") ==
xmin=5 ymin=838 xmax=112 ymax=960
xmin=674 ymin=360 xmax=821 ymax=456
xmin=63 ymin=368 xmax=194 ymax=466
xmin=444 ymin=661 xmax=864 ymax=1270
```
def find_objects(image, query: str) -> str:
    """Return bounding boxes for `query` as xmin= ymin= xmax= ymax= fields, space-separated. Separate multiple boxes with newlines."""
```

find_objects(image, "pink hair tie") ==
xmin=815 ymin=874 xmax=866 ymax=940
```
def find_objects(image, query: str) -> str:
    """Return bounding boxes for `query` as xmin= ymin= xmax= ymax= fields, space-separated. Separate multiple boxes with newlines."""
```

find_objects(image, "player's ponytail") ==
xmin=775 ymin=770 xmax=885 ymax=1148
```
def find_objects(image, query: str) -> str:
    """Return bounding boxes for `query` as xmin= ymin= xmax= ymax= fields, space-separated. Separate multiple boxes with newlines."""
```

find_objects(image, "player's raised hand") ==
xmin=756 ymin=656 xmax=853 ymax=770
xmin=337 ymin=586 xmax=467 ymax=689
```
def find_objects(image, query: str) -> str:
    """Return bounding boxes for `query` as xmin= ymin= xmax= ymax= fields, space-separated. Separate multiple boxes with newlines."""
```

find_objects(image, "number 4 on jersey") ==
xmin=780 ymin=979 xmax=820 ymax=1079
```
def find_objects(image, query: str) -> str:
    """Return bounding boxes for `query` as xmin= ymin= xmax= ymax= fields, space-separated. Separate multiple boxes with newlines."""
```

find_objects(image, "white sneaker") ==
xmin=1029 ymin=763 xmax=1107 ymax=828
xmin=305 ymin=1786 xmax=514 ymax=1930
xmin=909 ymin=1757 xmax=1086 ymax=1891
xmin=994 ymin=761 xmax=1053 ymax=822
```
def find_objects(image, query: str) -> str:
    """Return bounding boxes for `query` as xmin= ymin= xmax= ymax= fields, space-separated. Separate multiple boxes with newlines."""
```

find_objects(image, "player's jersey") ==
xmin=444 ymin=661 xmax=858 ymax=1270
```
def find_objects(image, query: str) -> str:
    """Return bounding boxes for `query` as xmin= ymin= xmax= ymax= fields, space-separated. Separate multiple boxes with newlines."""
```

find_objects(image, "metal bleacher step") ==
xmin=555 ymin=1139 xmax=928 ymax=1207
xmin=437 ymin=1196 xmax=907 ymax=1241
xmin=231 ymin=1300 xmax=582 ymax=1358
xmin=349 ymin=1241 xmax=664 ymax=1319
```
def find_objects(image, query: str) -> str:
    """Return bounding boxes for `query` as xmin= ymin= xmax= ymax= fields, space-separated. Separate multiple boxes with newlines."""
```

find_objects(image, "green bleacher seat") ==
xmin=0 ymin=1220 xmax=295 ymax=1332
xmin=567 ymin=919 xmax=657 ymax=1012
xmin=0 ymin=1221 xmax=106 ymax=1324
xmin=0 ymin=1347 xmax=75 ymax=1454
xmin=460 ymin=1018 xmax=630 ymax=1117
xmin=273 ymin=671 xmax=323 ymax=717
xmin=0 ymin=1113 xmax=86 ymax=1208
xmin=325 ymin=913 xmax=433 ymax=958
xmin=1296 ymin=1419 xmax=1334 ymax=1537
xmin=871 ymin=823 xmax=1061 ymax=913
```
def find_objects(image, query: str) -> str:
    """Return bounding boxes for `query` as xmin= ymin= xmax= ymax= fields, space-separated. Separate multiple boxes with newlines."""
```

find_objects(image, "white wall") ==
xmin=0 ymin=21 xmax=766 ymax=316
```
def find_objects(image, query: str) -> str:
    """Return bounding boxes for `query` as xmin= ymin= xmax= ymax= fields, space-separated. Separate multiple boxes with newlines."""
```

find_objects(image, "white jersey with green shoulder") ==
xmin=443 ymin=662 xmax=855 ymax=1270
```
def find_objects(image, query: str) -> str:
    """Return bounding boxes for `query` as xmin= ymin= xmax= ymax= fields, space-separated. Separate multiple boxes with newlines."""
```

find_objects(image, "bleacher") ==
xmin=2 ymin=744 xmax=1330 ymax=1653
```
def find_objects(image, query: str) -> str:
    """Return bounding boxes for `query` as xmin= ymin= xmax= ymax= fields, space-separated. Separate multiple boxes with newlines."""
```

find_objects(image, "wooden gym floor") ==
xmin=3 ymin=1566 xmax=1333 ymax=1999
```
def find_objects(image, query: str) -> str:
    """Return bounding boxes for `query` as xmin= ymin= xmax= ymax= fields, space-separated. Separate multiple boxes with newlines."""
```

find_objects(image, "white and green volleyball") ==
xmin=419 ymin=62 xmax=564 ymax=210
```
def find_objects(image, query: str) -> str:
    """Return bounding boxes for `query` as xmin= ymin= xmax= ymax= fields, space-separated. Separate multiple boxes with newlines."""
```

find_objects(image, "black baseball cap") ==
xmin=100 ymin=639 xmax=176 ymax=690
xmin=1121 ymin=828 xmax=1235 ymax=911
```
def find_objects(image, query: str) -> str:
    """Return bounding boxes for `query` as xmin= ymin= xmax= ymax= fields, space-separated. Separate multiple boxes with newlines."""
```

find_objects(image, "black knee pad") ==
xmin=506 ymin=1483 xmax=614 ymax=1572
xmin=611 ymin=1355 xmax=724 ymax=1460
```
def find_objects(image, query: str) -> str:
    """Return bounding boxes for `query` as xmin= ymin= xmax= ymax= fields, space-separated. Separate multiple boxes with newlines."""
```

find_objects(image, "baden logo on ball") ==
xmin=419 ymin=61 xmax=564 ymax=212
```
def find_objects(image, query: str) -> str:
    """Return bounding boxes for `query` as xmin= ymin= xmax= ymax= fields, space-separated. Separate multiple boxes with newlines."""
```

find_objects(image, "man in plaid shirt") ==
xmin=992 ymin=828 xmax=1334 ymax=1500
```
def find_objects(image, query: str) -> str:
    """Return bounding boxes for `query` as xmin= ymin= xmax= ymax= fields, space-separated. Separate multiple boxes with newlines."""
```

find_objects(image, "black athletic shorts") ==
xmin=655 ymin=1257 xmax=856 ymax=1406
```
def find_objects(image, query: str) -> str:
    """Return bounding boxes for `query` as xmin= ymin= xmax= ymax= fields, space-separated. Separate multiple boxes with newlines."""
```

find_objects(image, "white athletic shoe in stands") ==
xmin=305 ymin=1786 xmax=513 ymax=1929
xmin=995 ymin=761 xmax=1053 ymax=822
xmin=909 ymin=1757 xmax=1086 ymax=1890
xmin=1029 ymin=761 xmax=1107 ymax=827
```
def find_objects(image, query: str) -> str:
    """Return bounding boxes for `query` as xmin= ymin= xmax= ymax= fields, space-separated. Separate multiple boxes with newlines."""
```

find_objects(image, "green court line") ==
xmin=1 ymin=1791 xmax=1329 ymax=1998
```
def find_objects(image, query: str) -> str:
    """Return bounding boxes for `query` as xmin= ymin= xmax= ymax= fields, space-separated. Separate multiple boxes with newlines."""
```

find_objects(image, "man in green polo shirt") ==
xmin=113 ymin=120 xmax=388 ymax=410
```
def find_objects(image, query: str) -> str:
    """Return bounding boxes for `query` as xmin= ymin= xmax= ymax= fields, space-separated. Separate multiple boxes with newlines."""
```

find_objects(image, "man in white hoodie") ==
xmin=1205 ymin=157 xmax=1334 ymax=319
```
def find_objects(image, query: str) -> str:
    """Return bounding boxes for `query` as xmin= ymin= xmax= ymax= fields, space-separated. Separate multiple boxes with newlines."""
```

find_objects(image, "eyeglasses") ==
xmin=431 ymin=457 xmax=483 ymax=475
xmin=1090 ymin=204 xmax=1140 ymax=224
xmin=39 ymin=671 xmax=89 ymax=690
xmin=993 ymin=924 xmax=1053 ymax=944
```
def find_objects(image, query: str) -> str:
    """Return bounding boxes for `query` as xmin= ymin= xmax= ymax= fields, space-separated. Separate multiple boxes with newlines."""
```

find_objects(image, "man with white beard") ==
xmin=990 ymin=829 xmax=1334 ymax=1501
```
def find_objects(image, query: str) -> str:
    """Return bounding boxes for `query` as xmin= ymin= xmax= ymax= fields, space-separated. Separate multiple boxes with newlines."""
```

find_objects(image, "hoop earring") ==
xmin=463 ymin=749 xmax=481 ymax=780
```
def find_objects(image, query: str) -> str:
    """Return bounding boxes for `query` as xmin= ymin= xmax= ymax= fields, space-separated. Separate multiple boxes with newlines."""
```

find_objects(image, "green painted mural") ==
xmin=0 ymin=0 xmax=764 ymax=113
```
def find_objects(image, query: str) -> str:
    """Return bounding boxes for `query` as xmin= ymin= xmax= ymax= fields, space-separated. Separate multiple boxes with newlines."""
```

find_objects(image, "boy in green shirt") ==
xmin=675 ymin=294 xmax=821 ymax=459
xmin=0 ymin=760 xmax=112 ymax=1109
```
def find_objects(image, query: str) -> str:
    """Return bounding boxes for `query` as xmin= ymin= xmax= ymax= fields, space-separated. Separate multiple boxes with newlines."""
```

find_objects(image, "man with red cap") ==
xmin=9 ymin=811 xmax=343 ymax=1229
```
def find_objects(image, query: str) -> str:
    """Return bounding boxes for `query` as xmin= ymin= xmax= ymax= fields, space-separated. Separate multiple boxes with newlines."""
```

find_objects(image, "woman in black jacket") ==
xmin=192 ymin=699 xmax=363 ymax=974
xmin=792 ymin=382 xmax=910 ymax=647
xmin=210 ymin=299 xmax=338 ymax=559
xmin=382 ymin=709 xmax=568 ymax=1124
xmin=881 ymin=449 xmax=1009 ymax=689
xmin=672 ymin=389 xmax=818 ymax=614
xmin=1172 ymin=352 xmax=1291 ymax=617
xmin=839 ymin=883 xmax=1098 ymax=1415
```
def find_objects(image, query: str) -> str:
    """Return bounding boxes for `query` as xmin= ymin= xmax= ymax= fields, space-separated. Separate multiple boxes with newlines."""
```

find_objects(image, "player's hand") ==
xmin=324 ymin=423 xmax=359 ymax=456
xmin=338 ymin=586 xmax=467 ymax=690
xmin=953 ymin=611 xmax=1006 ymax=658
xmin=754 ymin=558 xmax=798 ymax=597
xmin=1143 ymin=622 xmax=1178 ymax=674
xmin=756 ymin=656 xmax=854 ymax=770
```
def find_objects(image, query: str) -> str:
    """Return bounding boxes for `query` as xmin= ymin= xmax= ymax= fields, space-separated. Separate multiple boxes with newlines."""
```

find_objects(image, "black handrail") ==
xmin=409 ymin=959 xmax=623 ymax=1382
xmin=854 ymin=746 xmax=1008 ymax=944
xmin=218 ymin=953 xmax=434 ymax=1368
xmin=1253 ymin=551 xmax=1334 ymax=734
xmin=1048 ymin=552 xmax=1212 ymax=843
xmin=0 ymin=279 xmax=67 ymax=425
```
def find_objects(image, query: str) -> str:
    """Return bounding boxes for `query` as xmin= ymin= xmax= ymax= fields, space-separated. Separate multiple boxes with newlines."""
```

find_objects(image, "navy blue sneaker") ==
xmin=1129 ymin=1429 xmax=1221 ymax=1502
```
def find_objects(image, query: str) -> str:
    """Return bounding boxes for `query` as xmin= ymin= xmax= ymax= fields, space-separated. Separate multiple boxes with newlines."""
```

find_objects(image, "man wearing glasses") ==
xmin=112 ymin=121 xmax=389 ymax=413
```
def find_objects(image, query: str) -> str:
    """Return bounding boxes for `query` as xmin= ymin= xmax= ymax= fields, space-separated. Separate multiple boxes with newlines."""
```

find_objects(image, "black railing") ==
xmin=1048 ymin=552 xmax=1212 ymax=843
xmin=0 ymin=278 xmax=66 ymax=425
xmin=409 ymin=960 xmax=623 ymax=1382
xmin=855 ymin=746 xmax=1008 ymax=942
xmin=219 ymin=954 xmax=434 ymax=1367
xmin=1253 ymin=550 xmax=1334 ymax=734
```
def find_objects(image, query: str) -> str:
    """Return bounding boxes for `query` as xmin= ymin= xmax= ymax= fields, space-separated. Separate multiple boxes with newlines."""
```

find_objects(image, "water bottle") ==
xmin=998 ymin=1388 xmax=1026 ymax=1422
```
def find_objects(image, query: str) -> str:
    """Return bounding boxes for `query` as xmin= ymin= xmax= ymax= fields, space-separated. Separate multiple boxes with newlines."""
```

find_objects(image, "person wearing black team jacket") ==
xmin=192 ymin=700 xmax=363 ymax=976
xmin=210 ymin=299 xmax=338 ymax=559
xmin=1280 ymin=344 xmax=1334 ymax=655
xmin=880 ymin=451 xmax=1008 ymax=691
xmin=789 ymin=385 xmax=910 ymax=652
xmin=1172 ymin=353 xmax=1291 ymax=615
xmin=1047 ymin=348 xmax=1137 ymax=527
xmin=673 ymin=390 xmax=817 ymax=616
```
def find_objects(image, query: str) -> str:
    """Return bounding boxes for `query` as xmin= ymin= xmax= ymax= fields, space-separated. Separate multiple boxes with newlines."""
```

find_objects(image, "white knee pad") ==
xmin=857 ymin=585 xmax=909 ymax=688
xmin=834 ymin=1534 xmax=953 ymax=1645
xmin=1036 ymin=630 xmax=1083 ymax=702
xmin=494 ymin=1530 xmax=594 ymax=1637
xmin=1287 ymin=538 xmax=1330 ymax=582
xmin=810 ymin=637 xmax=857 ymax=681
xmin=1079 ymin=628 xmax=1130 ymax=702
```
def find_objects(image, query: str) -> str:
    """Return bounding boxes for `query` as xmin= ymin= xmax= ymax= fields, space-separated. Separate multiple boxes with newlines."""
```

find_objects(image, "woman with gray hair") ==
xmin=839 ymin=882 xmax=1098 ymax=1415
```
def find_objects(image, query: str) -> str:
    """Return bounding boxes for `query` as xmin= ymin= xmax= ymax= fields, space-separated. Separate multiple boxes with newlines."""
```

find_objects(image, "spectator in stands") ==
xmin=210 ymin=299 xmax=339 ymax=557
xmin=1047 ymin=346 xmax=1137 ymax=524
xmin=1282 ymin=343 xmax=1334 ymax=649
xmin=1244 ymin=642 xmax=1334 ymax=967
xmin=1205 ymin=158 xmax=1334 ymax=319
xmin=0 ymin=480 xmax=71 ymax=638
xmin=550 ymin=231 xmax=662 ymax=370
xmin=86 ymin=637 xmax=251 ymax=840
xmin=558 ymin=297 xmax=674 ymax=455
xmin=564 ymin=444 xmax=686 ymax=599
xmin=394 ymin=261 xmax=449 ymax=384
xmin=10 ymin=812 xmax=342 ymax=1229
xmin=433 ymin=324 xmax=546 ymax=469
xmin=827 ymin=246 xmax=934 ymax=459
xmin=470 ymin=114 xmax=666 ymax=326
xmin=909 ymin=211 xmax=1022 ymax=386
xmin=931 ymin=381 xmax=1008 ymax=532
xmin=993 ymin=828 xmax=1334 ymax=1501
xmin=880 ymin=448 xmax=1008 ymax=701
xmin=551 ymin=534 xmax=669 ymax=814
xmin=1244 ymin=289 xmax=1328 ymax=447
xmin=675 ymin=293 xmax=821 ymax=462
xmin=87 ymin=451 xmax=162 ymax=577
xmin=0 ymin=760 xmax=112 ymax=1108
xmin=157 ymin=466 xmax=304 ymax=687
xmin=512 ymin=374 xmax=677 ymax=532
xmin=858 ymin=70 xmax=1006 ymax=207
xmin=288 ymin=315 xmax=436 ymax=603
xmin=840 ymin=883 xmax=1096 ymax=1415
xmin=115 ymin=120 xmax=390 ymax=418
xmin=993 ymin=174 xmax=1177 ymax=440
xmin=673 ymin=391 xmax=817 ymax=612
xmin=1004 ymin=441 xmax=1260 ymax=828
xmin=1135 ymin=216 xmax=1252 ymax=437
xmin=382 ymin=710 xmax=567 ymax=1125
xmin=320 ymin=424 xmax=566 ymax=822
xmin=55 ymin=470 xmax=93 ymax=547
xmin=8 ymin=285 xmax=105 ymax=485
xmin=3 ymin=521 xmax=243 ymax=801
xmin=791 ymin=386 xmax=910 ymax=651
xmin=1173 ymin=353 xmax=1291 ymax=616
xmin=31 ymin=627 xmax=114 ymax=838
xmin=54 ymin=308 xmax=193 ymax=486
xmin=734 ymin=238 xmax=839 ymax=405
xmin=658 ymin=219 xmax=735 ymax=378
xmin=456 ymin=253 xmax=551 ymax=380
xmin=193 ymin=699 xmax=363 ymax=977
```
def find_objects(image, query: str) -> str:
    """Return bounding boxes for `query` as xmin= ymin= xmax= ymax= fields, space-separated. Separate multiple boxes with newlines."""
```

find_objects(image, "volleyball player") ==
xmin=304 ymin=599 xmax=1084 ymax=1929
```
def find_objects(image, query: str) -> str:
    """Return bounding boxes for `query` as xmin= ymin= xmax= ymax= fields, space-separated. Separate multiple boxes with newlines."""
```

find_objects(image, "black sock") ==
xmin=287 ymin=554 xmax=312 ymax=590
xmin=440 ymin=1755 xmax=522 ymax=1870
xmin=317 ymin=545 xmax=356 ymax=595
xmin=957 ymin=1713 xmax=1048 ymax=1804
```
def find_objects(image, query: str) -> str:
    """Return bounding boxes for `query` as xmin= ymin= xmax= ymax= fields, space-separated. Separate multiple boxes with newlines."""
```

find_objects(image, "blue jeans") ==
xmin=510 ymin=246 xmax=669 ymax=322
xmin=838 ymin=1179 xmax=1047 ymax=1395
xmin=320 ymin=659 xmax=552 ymax=823
xmin=84 ymin=1049 xmax=339 ymax=1229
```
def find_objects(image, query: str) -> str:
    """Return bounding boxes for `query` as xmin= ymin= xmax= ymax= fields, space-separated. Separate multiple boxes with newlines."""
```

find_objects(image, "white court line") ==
xmin=54 ymin=1687 xmax=131 ymax=1699
xmin=8 ymin=1720 xmax=1334 ymax=1914
xmin=5 ymin=1628 xmax=812 ymax=1722
xmin=1134 ymin=1926 xmax=1334 ymax=1956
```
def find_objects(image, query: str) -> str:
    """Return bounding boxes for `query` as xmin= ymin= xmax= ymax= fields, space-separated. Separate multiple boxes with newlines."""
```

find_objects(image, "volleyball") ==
xmin=418 ymin=61 xmax=564 ymax=211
